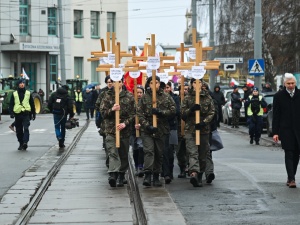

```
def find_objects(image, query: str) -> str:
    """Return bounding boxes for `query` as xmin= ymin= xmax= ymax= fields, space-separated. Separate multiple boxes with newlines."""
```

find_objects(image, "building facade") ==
xmin=0 ymin=0 xmax=128 ymax=98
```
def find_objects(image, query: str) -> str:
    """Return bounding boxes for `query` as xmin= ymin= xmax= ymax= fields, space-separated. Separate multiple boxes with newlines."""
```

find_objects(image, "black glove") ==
xmin=195 ymin=121 xmax=206 ymax=130
xmin=146 ymin=125 xmax=158 ymax=134
xmin=190 ymin=104 xmax=201 ymax=112
xmin=32 ymin=114 xmax=36 ymax=121
xmin=10 ymin=114 xmax=14 ymax=119
xmin=152 ymin=108 xmax=163 ymax=116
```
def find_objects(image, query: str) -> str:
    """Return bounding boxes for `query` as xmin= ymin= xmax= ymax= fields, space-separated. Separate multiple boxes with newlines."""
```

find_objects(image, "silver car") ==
xmin=222 ymin=90 xmax=245 ymax=125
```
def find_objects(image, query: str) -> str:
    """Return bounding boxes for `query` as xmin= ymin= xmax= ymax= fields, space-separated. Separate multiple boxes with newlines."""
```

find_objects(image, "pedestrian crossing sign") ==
xmin=248 ymin=59 xmax=264 ymax=76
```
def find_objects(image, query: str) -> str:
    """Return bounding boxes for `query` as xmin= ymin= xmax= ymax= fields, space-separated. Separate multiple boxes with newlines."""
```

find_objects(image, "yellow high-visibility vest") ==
xmin=13 ymin=90 xmax=31 ymax=113
xmin=247 ymin=95 xmax=263 ymax=116
xmin=75 ymin=92 xmax=83 ymax=102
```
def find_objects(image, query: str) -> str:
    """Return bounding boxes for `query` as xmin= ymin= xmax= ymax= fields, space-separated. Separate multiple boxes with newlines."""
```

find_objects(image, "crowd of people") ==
xmin=8 ymin=74 xmax=300 ymax=189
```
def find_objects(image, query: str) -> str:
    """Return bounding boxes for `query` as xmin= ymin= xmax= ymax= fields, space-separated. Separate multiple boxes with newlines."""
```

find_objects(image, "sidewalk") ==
xmin=1 ymin=121 xmax=186 ymax=225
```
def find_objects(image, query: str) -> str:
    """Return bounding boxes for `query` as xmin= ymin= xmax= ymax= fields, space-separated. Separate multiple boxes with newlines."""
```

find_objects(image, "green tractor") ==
xmin=0 ymin=76 xmax=43 ymax=115
xmin=66 ymin=78 xmax=88 ymax=99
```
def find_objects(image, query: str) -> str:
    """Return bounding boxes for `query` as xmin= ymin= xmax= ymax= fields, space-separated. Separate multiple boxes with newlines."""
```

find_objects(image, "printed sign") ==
xmin=191 ymin=66 xmax=206 ymax=79
xmin=129 ymin=71 xmax=140 ymax=79
xmin=147 ymin=57 xmax=160 ymax=70
xmin=110 ymin=68 xmax=123 ymax=81
xmin=157 ymin=73 xmax=169 ymax=84
xmin=108 ymin=54 xmax=115 ymax=65
xmin=189 ymin=48 xmax=196 ymax=60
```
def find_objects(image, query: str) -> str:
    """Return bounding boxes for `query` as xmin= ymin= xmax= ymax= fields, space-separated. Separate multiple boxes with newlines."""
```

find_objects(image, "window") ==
xmin=50 ymin=55 xmax=58 ymax=83
xmin=91 ymin=11 xmax=100 ymax=38
xmin=91 ymin=61 xmax=99 ymax=83
xmin=107 ymin=12 xmax=116 ymax=34
xmin=19 ymin=0 xmax=29 ymax=35
xmin=74 ymin=57 xmax=83 ymax=78
xmin=74 ymin=10 xmax=83 ymax=36
xmin=48 ymin=8 xmax=57 ymax=36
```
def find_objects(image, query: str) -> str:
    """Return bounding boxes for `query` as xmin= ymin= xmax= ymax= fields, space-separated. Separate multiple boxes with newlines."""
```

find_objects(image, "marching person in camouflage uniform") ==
xmin=137 ymin=76 xmax=176 ymax=187
xmin=100 ymin=77 xmax=135 ymax=188
xmin=181 ymin=78 xmax=215 ymax=187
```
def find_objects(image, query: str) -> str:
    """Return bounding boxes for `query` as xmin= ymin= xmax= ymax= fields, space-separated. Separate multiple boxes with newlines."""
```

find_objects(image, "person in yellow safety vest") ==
xmin=9 ymin=79 xmax=36 ymax=151
xmin=244 ymin=87 xmax=267 ymax=145
xmin=74 ymin=88 xmax=83 ymax=116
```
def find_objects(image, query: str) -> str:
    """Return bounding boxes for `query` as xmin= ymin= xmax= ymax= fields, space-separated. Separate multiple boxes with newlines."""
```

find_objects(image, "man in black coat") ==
xmin=212 ymin=85 xmax=225 ymax=127
xmin=272 ymin=73 xmax=300 ymax=188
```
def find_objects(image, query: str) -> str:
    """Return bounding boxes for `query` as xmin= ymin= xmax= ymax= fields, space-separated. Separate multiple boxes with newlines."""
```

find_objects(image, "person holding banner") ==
xmin=181 ymin=78 xmax=215 ymax=187
xmin=100 ymin=77 xmax=135 ymax=188
xmin=137 ymin=76 xmax=176 ymax=187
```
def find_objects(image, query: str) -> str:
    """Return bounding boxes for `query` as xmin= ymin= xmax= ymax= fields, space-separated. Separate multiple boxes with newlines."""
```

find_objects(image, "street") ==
xmin=1 ymin=115 xmax=300 ymax=224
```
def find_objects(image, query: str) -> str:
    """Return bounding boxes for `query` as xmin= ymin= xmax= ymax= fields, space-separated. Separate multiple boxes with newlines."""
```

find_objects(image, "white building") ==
xmin=0 ymin=0 xmax=128 ymax=98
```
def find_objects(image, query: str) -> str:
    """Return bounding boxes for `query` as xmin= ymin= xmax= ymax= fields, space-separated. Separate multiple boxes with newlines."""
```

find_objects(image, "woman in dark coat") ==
xmin=272 ymin=73 xmax=300 ymax=188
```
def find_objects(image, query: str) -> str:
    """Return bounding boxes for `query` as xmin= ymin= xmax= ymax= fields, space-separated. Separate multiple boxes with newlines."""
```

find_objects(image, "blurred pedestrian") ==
xmin=74 ymin=87 xmax=83 ymax=116
xmin=38 ymin=88 xmax=45 ymax=102
xmin=83 ymin=88 xmax=95 ymax=120
xmin=9 ymin=79 xmax=36 ymax=150
xmin=48 ymin=85 xmax=74 ymax=148
xmin=244 ymin=87 xmax=267 ymax=145
xmin=262 ymin=82 xmax=273 ymax=92
xmin=231 ymin=85 xmax=242 ymax=128
xmin=212 ymin=84 xmax=225 ymax=127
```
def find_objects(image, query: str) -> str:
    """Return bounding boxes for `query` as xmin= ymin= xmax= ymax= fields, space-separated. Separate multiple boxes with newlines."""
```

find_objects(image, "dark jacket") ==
xmin=212 ymin=85 xmax=225 ymax=106
xmin=48 ymin=87 xmax=74 ymax=118
xmin=272 ymin=87 xmax=300 ymax=150
xmin=83 ymin=91 xmax=95 ymax=109
xmin=9 ymin=87 xmax=36 ymax=116
xmin=231 ymin=91 xmax=242 ymax=110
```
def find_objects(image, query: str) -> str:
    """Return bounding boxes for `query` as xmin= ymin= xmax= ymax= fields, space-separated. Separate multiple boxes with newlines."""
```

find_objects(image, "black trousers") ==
xmin=285 ymin=149 xmax=300 ymax=181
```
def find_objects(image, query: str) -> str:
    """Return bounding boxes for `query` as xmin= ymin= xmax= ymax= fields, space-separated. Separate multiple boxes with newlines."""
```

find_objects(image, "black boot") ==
xmin=143 ymin=171 xmax=152 ymax=186
xmin=108 ymin=172 xmax=117 ymax=187
xmin=178 ymin=165 xmax=186 ymax=178
xmin=18 ymin=142 xmax=23 ymax=151
xmin=153 ymin=173 xmax=162 ymax=187
xmin=117 ymin=172 xmax=125 ymax=187
xmin=197 ymin=172 xmax=203 ymax=187
xmin=250 ymin=137 xmax=254 ymax=144
xmin=22 ymin=142 xmax=28 ymax=150
xmin=206 ymin=173 xmax=215 ymax=184
xmin=190 ymin=172 xmax=201 ymax=187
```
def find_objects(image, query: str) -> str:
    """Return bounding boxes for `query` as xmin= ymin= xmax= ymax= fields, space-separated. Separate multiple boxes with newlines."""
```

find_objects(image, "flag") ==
xmin=136 ymin=45 xmax=142 ymax=56
xmin=230 ymin=78 xmax=239 ymax=87
xmin=246 ymin=78 xmax=254 ymax=87
xmin=22 ymin=68 xmax=30 ymax=80
xmin=123 ymin=71 xmax=143 ymax=93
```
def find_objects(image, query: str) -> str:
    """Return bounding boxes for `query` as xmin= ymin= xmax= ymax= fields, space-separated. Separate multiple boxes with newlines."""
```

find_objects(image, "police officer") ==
xmin=100 ymin=77 xmax=135 ymax=188
xmin=9 ymin=79 xmax=36 ymax=150
xmin=181 ymin=78 xmax=215 ymax=187
xmin=244 ymin=87 xmax=267 ymax=145
xmin=74 ymin=87 xmax=83 ymax=116
xmin=137 ymin=76 xmax=176 ymax=187
xmin=48 ymin=85 xmax=74 ymax=148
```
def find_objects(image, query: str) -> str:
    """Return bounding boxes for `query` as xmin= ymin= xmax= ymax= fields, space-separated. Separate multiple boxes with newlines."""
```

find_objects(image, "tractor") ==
xmin=0 ymin=76 xmax=43 ymax=117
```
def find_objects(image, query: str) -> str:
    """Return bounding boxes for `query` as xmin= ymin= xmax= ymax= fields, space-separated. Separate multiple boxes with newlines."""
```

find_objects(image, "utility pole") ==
xmin=209 ymin=0 xmax=215 ymax=90
xmin=192 ymin=0 xmax=197 ymax=30
xmin=58 ymin=0 xmax=66 ymax=84
xmin=254 ymin=0 xmax=262 ymax=91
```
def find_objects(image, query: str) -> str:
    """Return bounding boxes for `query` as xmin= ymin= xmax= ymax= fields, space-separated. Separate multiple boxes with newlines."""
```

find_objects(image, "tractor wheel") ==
xmin=32 ymin=93 xmax=42 ymax=114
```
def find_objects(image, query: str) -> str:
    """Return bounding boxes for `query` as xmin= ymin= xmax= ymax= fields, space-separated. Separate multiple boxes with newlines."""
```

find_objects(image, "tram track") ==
xmin=14 ymin=120 xmax=147 ymax=225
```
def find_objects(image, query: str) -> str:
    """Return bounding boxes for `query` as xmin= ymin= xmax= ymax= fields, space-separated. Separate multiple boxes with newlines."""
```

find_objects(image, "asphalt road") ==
xmin=166 ymin=126 xmax=300 ymax=225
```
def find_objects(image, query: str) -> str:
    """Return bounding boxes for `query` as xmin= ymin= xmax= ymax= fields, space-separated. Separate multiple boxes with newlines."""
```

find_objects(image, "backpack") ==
xmin=250 ymin=96 xmax=261 ymax=115
xmin=52 ymin=95 xmax=68 ymax=115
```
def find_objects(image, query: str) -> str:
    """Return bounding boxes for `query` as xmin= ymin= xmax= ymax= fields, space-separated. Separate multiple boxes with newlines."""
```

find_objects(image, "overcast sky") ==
xmin=128 ymin=0 xmax=193 ymax=46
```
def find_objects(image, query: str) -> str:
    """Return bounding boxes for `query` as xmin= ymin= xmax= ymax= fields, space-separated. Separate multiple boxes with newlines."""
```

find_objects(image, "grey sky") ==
xmin=128 ymin=0 xmax=192 ymax=46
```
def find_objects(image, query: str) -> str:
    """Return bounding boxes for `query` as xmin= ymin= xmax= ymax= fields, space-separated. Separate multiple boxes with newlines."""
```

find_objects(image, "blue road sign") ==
xmin=248 ymin=59 xmax=264 ymax=76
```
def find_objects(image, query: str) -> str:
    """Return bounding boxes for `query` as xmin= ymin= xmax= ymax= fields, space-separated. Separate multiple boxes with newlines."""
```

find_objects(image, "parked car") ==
xmin=222 ymin=90 xmax=245 ymax=125
xmin=261 ymin=92 xmax=276 ymax=131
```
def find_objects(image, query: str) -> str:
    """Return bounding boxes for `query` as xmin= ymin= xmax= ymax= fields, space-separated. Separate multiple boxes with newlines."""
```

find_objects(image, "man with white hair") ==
xmin=273 ymin=73 xmax=300 ymax=188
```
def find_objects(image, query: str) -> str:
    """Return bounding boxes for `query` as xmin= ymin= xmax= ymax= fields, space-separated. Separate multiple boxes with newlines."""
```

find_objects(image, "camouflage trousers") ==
xmin=106 ymin=134 xmax=129 ymax=173
xmin=141 ymin=133 xmax=166 ymax=174
xmin=232 ymin=109 xmax=240 ymax=126
xmin=185 ymin=133 xmax=210 ymax=173
xmin=205 ymin=150 xmax=214 ymax=177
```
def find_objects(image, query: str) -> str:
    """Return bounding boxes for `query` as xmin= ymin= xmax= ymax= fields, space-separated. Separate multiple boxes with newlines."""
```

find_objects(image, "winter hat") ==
xmin=17 ymin=79 xmax=25 ymax=85
xmin=232 ymin=85 xmax=238 ymax=89
xmin=252 ymin=87 xmax=259 ymax=92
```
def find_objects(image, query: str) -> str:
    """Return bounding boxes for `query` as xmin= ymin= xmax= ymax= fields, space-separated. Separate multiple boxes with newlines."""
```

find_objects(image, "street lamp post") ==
xmin=254 ymin=0 xmax=262 ymax=91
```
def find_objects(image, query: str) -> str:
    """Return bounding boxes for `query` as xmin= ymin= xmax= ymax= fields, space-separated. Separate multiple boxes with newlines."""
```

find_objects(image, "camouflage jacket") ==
xmin=100 ymin=88 xmax=135 ymax=138
xmin=137 ymin=88 xmax=176 ymax=138
xmin=181 ymin=89 xmax=215 ymax=135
